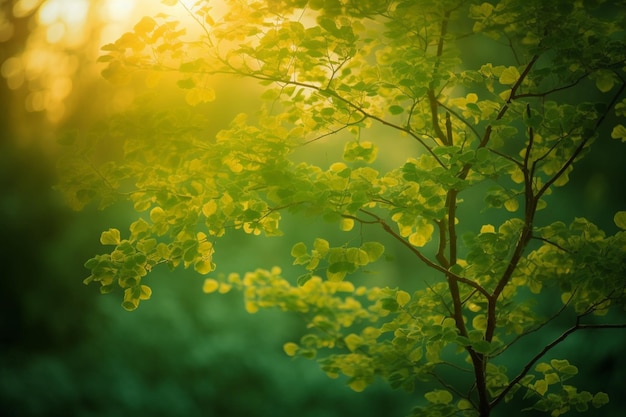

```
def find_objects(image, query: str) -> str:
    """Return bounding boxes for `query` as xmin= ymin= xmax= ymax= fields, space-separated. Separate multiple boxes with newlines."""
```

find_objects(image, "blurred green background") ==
xmin=1 ymin=1 xmax=624 ymax=416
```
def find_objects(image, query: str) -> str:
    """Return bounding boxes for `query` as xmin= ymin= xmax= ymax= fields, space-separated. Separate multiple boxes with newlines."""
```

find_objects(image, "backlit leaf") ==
xmin=195 ymin=260 xmax=215 ymax=275
xmin=592 ymin=392 xmax=609 ymax=408
xmin=425 ymin=389 xmax=453 ymax=405
xmin=283 ymin=342 xmax=299 ymax=356
xmin=361 ymin=242 xmax=384 ymax=262
xmin=614 ymin=211 xmax=626 ymax=229
xmin=396 ymin=290 xmax=410 ymax=307
xmin=499 ymin=66 xmax=520 ymax=85
xmin=100 ymin=228 xmax=121 ymax=245
xmin=202 ymin=279 xmax=219 ymax=293
xmin=593 ymin=70 xmax=616 ymax=93
xmin=611 ymin=124 xmax=626 ymax=141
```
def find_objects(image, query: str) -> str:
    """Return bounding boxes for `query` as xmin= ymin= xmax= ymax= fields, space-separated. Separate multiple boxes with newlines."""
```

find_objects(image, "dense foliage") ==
xmin=57 ymin=1 xmax=626 ymax=416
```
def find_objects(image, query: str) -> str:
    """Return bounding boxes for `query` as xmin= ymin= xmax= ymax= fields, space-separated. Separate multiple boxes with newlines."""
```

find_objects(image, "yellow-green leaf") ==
xmin=100 ymin=228 xmax=121 ymax=245
xmin=594 ymin=70 xmax=616 ymax=92
xmin=611 ymin=124 xmax=626 ymax=142
xmin=408 ymin=224 xmax=434 ymax=247
xmin=504 ymin=198 xmax=519 ymax=212
xmin=425 ymin=389 xmax=453 ymax=405
xmin=344 ymin=333 xmax=363 ymax=352
xmin=202 ymin=278 xmax=219 ymax=293
xmin=291 ymin=242 xmax=308 ymax=257
xmin=614 ymin=211 xmax=626 ymax=229
xmin=195 ymin=258 xmax=214 ymax=274
xmin=326 ymin=270 xmax=347 ymax=282
xmin=472 ymin=314 xmax=487 ymax=330
xmin=185 ymin=87 xmax=216 ymax=106
xmin=480 ymin=224 xmax=495 ymax=234
xmin=139 ymin=285 xmax=152 ymax=300
xmin=348 ymin=379 xmax=367 ymax=392
xmin=592 ymin=392 xmax=609 ymax=408
xmin=499 ymin=66 xmax=520 ymax=85
xmin=150 ymin=207 xmax=166 ymax=223
xmin=202 ymin=200 xmax=218 ymax=217
xmin=396 ymin=290 xmax=410 ymax=307
xmin=245 ymin=300 xmax=259 ymax=314
xmin=534 ymin=379 xmax=548 ymax=396
xmin=218 ymin=283 xmax=232 ymax=294
xmin=340 ymin=217 xmax=354 ymax=231
xmin=283 ymin=342 xmax=299 ymax=356
xmin=313 ymin=238 xmax=330 ymax=256
xmin=122 ymin=287 xmax=140 ymax=311
xmin=361 ymin=242 xmax=384 ymax=262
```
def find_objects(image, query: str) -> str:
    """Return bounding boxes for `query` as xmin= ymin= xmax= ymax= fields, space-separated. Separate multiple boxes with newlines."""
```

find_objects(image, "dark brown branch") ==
xmin=445 ymin=112 xmax=453 ymax=145
xmin=479 ymin=55 xmax=540 ymax=149
xmin=435 ymin=220 xmax=449 ymax=268
xmin=491 ymin=321 xmax=626 ymax=409
xmin=538 ymin=77 xmax=625 ymax=199
xmin=213 ymin=63 xmax=449 ymax=168
xmin=428 ymin=89 xmax=448 ymax=144
xmin=531 ymin=236 xmax=572 ymax=253
xmin=358 ymin=209 xmax=491 ymax=299
xmin=491 ymin=289 xmax=577 ymax=358
xmin=437 ymin=100 xmax=482 ymax=141
xmin=513 ymin=73 xmax=588 ymax=99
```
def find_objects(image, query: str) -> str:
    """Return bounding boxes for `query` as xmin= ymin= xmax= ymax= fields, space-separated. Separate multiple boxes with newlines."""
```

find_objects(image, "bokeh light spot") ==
xmin=45 ymin=22 xmax=65 ymax=43
xmin=1 ymin=57 xmax=25 ymax=90
xmin=13 ymin=0 xmax=44 ymax=18
xmin=101 ymin=0 xmax=136 ymax=21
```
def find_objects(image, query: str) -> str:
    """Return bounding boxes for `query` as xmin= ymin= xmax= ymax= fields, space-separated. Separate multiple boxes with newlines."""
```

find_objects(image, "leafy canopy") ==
xmin=57 ymin=1 xmax=626 ymax=416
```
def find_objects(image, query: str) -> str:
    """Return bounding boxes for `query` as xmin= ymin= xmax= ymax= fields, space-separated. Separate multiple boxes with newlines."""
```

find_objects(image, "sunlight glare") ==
xmin=101 ymin=0 xmax=136 ymax=21
xmin=38 ymin=0 xmax=89 ymax=25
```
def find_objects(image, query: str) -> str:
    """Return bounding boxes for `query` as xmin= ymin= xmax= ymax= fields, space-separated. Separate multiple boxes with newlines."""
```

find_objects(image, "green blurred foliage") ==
xmin=0 ymin=137 xmax=417 ymax=416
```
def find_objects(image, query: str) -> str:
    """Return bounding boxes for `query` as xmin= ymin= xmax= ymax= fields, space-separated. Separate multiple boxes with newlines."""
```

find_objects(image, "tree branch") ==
xmin=491 ymin=321 xmax=626 ymax=409
xmin=537 ymin=77 xmax=626 ymax=199
xmin=358 ymin=209 xmax=490 ymax=299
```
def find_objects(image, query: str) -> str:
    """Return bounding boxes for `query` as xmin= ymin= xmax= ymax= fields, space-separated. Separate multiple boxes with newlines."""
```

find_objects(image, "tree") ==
xmin=56 ymin=1 xmax=626 ymax=416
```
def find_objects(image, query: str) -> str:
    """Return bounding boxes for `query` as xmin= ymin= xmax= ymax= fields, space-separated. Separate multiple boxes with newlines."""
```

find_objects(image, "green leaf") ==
xmin=177 ymin=78 xmax=196 ymax=89
xmin=291 ymin=242 xmax=308 ymax=257
xmin=593 ymin=70 xmax=616 ymax=93
xmin=380 ymin=297 xmax=398 ymax=312
xmin=361 ymin=242 xmax=384 ymax=262
xmin=389 ymin=105 xmax=404 ymax=115
xmin=592 ymin=392 xmax=609 ymax=408
xmin=472 ymin=340 xmax=492 ymax=354
xmin=313 ymin=238 xmax=330 ymax=256
xmin=297 ymin=273 xmax=313 ymax=286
